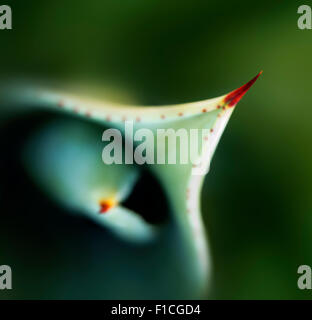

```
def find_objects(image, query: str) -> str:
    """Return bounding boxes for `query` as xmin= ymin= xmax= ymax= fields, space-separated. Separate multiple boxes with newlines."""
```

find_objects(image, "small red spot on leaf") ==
xmin=178 ymin=112 xmax=183 ymax=117
xmin=58 ymin=100 xmax=64 ymax=108
xmin=161 ymin=115 xmax=166 ymax=119
xmin=202 ymin=108 xmax=207 ymax=113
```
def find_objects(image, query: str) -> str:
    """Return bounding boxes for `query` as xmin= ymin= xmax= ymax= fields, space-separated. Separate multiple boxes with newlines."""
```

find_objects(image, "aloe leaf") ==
xmin=22 ymin=119 xmax=155 ymax=242
xmin=0 ymin=72 xmax=262 ymax=294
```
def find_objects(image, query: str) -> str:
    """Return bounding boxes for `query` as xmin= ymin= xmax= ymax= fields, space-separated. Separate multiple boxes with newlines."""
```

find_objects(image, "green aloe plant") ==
xmin=0 ymin=72 xmax=261 ymax=298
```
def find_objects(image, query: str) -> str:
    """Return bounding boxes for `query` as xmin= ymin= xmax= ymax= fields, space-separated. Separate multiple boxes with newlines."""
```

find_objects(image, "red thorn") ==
xmin=99 ymin=201 xmax=113 ymax=214
xmin=99 ymin=204 xmax=109 ymax=214
xmin=224 ymin=71 xmax=262 ymax=107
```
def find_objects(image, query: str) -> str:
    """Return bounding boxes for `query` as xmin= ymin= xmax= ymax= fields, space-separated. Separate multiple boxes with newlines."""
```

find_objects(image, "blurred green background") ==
xmin=1 ymin=0 xmax=312 ymax=299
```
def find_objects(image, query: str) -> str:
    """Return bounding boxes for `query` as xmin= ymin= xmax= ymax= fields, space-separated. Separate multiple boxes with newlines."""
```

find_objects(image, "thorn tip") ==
xmin=224 ymin=71 xmax=262 ymax=107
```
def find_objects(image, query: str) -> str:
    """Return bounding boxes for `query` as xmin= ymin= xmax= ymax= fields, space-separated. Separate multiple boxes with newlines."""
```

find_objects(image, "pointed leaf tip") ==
xmin=99 ymin=198 xmax=117 ymax=214
xmin=224 ymin=71 xmax=263 ymax=107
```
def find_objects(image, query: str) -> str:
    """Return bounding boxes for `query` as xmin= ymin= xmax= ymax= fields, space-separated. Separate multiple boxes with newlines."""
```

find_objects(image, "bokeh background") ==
xmin=1 ymin=0 xmax=312 ymax=299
